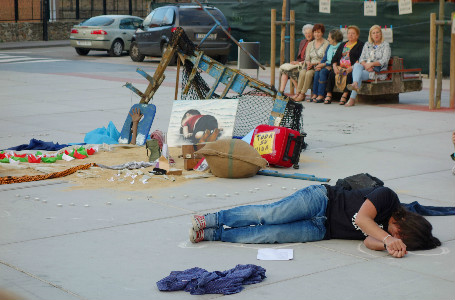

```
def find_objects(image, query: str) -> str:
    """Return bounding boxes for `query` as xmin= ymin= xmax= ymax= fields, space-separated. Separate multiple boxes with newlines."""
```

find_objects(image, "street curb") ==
xmin=0 ymin=40 xmax=70 ymax=50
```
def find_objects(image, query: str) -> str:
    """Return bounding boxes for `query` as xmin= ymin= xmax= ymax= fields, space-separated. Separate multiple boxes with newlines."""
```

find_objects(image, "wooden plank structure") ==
xmin=124 ymin=28 xmax=289 ymax=127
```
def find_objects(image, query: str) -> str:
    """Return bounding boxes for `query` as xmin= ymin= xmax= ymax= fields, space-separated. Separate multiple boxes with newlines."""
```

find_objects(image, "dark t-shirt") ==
xmin=323 ymin=185 xmax=400 ymax=240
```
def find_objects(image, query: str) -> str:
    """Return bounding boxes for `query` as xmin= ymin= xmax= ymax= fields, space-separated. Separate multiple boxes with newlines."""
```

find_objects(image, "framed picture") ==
xmin=167 ymin=100 xmax=239 ymax=147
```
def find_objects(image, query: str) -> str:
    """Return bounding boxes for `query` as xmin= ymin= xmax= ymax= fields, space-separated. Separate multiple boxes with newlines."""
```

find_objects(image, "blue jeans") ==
xmin=204 ymin=185 xmax=328 ymax=243
xmin=350 ymin=63 xmax=371 ymax=99
xmin=312 ymin=67 xmax=331 ymax=97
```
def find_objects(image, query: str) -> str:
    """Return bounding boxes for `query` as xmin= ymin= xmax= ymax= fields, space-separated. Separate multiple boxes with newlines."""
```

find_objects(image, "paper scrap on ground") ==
xmin=257 ymin=248 xmax=293 ymax=260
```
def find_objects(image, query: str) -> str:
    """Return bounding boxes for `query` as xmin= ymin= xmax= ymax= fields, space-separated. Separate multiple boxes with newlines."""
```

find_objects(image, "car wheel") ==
xmin=108 ymin=39 xmax=124 ymax=57
xmin=75 ymin=48 xmax=90 ymax=56
xmin=161 ymin=42 xmax=177 ymax=66
xmin=129 ymin=41 xmax=145 ymax=62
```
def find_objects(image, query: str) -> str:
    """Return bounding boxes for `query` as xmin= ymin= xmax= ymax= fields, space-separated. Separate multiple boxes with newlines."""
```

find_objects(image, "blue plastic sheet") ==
xmin=84 ymin=121 xmax=120 ymax=145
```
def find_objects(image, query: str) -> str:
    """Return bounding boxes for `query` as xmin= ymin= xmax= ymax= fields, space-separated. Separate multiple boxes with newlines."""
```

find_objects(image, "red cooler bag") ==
xmin=250 ymin=125 xmax=304 ymax=168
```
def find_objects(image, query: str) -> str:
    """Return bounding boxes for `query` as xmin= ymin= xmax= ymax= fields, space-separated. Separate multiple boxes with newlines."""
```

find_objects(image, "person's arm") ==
xmin=129 ymin=108 xmax=142 ymax=145
xmin=355 ymin=199 xmax=407 ymax=258
xmin=182 ymin=126 xmax=192 ymax=138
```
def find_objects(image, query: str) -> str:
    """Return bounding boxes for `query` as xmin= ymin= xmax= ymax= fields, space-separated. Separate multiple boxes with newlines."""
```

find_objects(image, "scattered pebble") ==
xmin=16 ymin=194 xmax=20 ymax=197
xmin=267 ymin=183 xmax=272 ymax=186
xmin=25 ymin=195 xmax=30 ymax=199
xmin=225 ymin=193 xmax=230 ymax=197
xmin=254 ymin=188 xmax=260 ymax=191
xmin=84 ymin=204 xmax=90 ymax=207
xmin=183 ymin=194 xmax=188 ymax=198
xmin=127 ymin=197 xmax=132 ymax=201
xmin=42 ymin=200 xmax=47 ymax=203
xmin=169 ymin=195 xmax=175 ymax=198
xmin=106 ymin=202 xmax=112 ymax=205
xmin=57 ymin=204 xmax=63 ymax=207
xmin=34 ymin=197 xmax=40 ymax=201
xmin=235 ymin=192 xmax=239 ymax=195
xmin=281 ymin=187 xmax=287 ymax=190
xmin=249 ymin=190 xmax=253 ymax=193
xmin=293 ymin=187 xmax=297 ymax=190
xmin=69 ymin=203 xmax=75 ymax=206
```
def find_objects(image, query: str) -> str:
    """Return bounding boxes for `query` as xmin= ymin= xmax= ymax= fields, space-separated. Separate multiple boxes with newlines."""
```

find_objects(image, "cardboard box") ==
xmin=181 ymin=144 xmax=205 ymax=159
xmin=184 ymin=158 xmax=201 ymax=170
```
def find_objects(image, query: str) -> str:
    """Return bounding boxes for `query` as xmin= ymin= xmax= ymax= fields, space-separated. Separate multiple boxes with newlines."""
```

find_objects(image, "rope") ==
xmin=0 ymin=163 xmax=97 ymax=185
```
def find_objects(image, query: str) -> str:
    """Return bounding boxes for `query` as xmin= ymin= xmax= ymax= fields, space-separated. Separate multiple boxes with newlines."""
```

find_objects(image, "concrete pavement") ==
xmin=0 ymin=44 xmax=454 ymax=300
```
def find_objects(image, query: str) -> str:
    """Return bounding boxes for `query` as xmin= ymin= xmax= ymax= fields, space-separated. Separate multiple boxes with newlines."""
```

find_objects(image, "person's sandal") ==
xmin=323 ymin=96 xmax=332 ymax=104
xmin=315 ymin=97 xmax=324 ymax=103
xmin=339 ymin=96 xmax=348 ymax=105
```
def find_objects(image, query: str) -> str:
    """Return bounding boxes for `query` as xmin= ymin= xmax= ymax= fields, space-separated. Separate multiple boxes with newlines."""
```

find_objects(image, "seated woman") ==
xmin=324 ymin=25 xmax=364 ymax=105
xmin=292 ymin=23 xmax=329 ymax=102
xmin=345 ymin=25 xmax=391 ymax=106
xmin=189 ymin=184 xmax=442 ymax=259
xmin=278 ymin=24 xmax=314 ymax=94
xmin=311 ymin=29 xmax=343 ymax=103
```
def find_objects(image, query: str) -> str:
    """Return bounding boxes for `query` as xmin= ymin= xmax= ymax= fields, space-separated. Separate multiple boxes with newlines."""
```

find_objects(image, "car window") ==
xmin=80 ymin=16 xmax=115 ymax=26
xmin=132 ymin=18 xmax=143 ymax=28
xmin=151 ymin=8 xmax=166 ymax=27
xmin=143 ymin=11 xmax=155 ymax=28
xmin=120 ymin=18 xmax=135 ymax=30
xmin=178 ymin=8 xmax=228 ymax=26
xmin=162 ymin=8 xmax=175 ymax=26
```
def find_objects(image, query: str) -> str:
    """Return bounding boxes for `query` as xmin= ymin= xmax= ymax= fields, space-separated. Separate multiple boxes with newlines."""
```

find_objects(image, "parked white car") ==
xmin=70 ymin=15 xmax=143 ymax=56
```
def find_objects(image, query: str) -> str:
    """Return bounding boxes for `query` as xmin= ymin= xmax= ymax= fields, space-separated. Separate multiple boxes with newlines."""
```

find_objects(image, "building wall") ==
xmin=0 ymin=21 xmax=79 ymax=42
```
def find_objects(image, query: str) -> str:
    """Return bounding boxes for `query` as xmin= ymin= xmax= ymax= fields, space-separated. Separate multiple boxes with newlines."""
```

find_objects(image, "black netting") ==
xmin=172 ymin=28 xmax=304 ymax=139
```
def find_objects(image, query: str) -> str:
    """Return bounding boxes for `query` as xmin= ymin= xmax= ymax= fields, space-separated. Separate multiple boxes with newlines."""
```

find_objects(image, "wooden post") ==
xmin=174 ymin=56 xmax=181 ymax=100
xmin=429 ymin=13 xmax=436 ymax=110
xmin=280 ymin=1 xmax=286 ymax=66
xmin=435 ymin=0 xmax=444 ymax=109
xmin=290 ymin=10 xmax=295 ymax=95
xmin=450 ymin=12 xmax=455 ymax=109
xmin=271 ymin=9 xmax=276 ymax=88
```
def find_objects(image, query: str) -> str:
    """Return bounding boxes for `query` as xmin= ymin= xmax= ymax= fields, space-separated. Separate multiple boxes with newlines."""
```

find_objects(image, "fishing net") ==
xmin=171 ymin=28 xmax=305 ymax=140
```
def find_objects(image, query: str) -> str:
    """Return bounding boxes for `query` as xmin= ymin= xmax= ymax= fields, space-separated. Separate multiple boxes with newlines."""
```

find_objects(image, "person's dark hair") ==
xmin=181 ymin=109 xmax=201 ymax=123
xmin=392 ymin=206 xmax=441 ymax=251
xmin=313 ymin=23 xmax=325 ymax=34
xmin=329 ymin=29 xmax=343 ymax=43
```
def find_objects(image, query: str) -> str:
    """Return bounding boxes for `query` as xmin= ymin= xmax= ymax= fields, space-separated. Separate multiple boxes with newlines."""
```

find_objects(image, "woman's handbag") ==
xmin=335 ymin=67 xmax=348 ymax=91
xmin=279 ymin=63 xmax=301 ymax=72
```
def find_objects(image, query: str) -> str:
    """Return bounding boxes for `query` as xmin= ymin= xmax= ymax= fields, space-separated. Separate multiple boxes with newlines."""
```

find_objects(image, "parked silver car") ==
xmin=70 ymin=15 xmax=143 ymax=56
xmin=130 ymin=5 xmax=232 ymax=64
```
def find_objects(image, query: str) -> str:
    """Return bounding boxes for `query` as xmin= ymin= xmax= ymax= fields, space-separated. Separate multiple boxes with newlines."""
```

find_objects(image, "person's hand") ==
xmin=307 ymin=63 xmax=313 ymax=70
xmin=183 ymin=132 xmax=192 ymax=138
xmin=385 ymin=236 xmax=407 ymax=258
xmin=290 ymin=61 xmax=299 ymax=65
xmin=334 ymin=65 xmax=339 ymax=75
xmin=347 ymin=66 xmax=353 ymax=74
xmin=129 ymin=108 xmax=142 ymax=123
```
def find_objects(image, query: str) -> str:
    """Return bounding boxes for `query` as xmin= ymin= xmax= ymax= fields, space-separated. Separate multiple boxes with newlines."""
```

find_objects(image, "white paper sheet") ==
xmin=257 ymin=248 xmax=293 ymax=260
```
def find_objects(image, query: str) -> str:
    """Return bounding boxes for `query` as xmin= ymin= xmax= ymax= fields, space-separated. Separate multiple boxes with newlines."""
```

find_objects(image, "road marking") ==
xmin=0 ymin=54 xmax=66 ymax=64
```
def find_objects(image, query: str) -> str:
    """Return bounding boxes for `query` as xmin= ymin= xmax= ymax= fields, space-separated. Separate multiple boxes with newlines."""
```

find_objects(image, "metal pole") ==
xmin=14 ymin=0 xmax=19 ymax=22
xmin=429 ymin=13 xmax=436 ymax=110
xmin=435 ymin=0 xmax=444 ymax=109
xmin=43 ymin=0 xmax=49 ymax=41
xmin=285 ymin=0 xmax=290 ymax=63
xmin=271 ymin=9 xmax=276 ymax=87
xmin=75 ymin=0 xmax=79 ymax=19
xmin=103 ymin=0 xmax=107 ymax=15
xmin=129 ymin=0 xmax=133 ymax=15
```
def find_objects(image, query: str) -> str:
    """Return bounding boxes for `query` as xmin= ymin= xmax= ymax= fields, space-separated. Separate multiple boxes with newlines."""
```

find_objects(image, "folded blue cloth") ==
xmin=84 ymin=121 xmax=120 ymax=145
xmin=403 ymin=201 xmax=455 ymax=216
xmin=7 ymin=138 xmax=72 ymax=151
xmin=157 ymin=264 xmax=266 ymax=295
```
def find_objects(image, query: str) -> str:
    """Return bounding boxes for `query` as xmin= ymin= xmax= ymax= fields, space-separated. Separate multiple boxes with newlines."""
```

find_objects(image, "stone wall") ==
xmin=0 ymin=21 xmax=79 ymax=42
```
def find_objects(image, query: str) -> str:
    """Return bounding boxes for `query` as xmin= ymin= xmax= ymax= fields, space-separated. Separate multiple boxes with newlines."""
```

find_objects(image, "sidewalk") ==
xmin=0 ymin=40 xmax=69 ymax=50
xmin=0 ymin=43 xmax=454 ymax=300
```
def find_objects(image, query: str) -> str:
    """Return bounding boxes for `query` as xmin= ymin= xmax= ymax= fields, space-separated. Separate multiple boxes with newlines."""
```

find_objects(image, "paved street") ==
xmin=0 ymin=43 xmax=454 ymax=300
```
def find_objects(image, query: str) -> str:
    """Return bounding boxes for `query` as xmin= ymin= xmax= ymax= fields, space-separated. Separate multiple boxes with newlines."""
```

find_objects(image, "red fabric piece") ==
xmin=65 ymin=150 xmax=70 ymax=155
xmin=87 ymin=148 xmax=96 ymax=155
xmin=73 ymin=150 xmax=87 ymax=159
xmin=14 ymin=153 xmax=27 ymax=158
xmin=0 ymin=153 xmax=6 ymax=159
xmin=150 ymin=130 xmax=165 ymax=150
xmin=27 ymin=155 xmax=42 ymax=163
